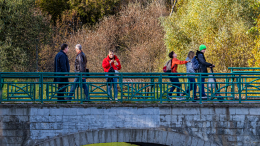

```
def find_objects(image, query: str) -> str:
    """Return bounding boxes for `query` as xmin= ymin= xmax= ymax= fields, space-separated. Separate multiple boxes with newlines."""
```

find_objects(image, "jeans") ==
xmin=168 ymin=75 xmax=181 ymax=96
xmin=69 ymin=78 xmax=89 ymax=100
xmin=106 ymin=75 xmax=118 ymax=99
xmin=199 ymin=77 xmax=206 ymax=96
xmin=185 ymin=77 xmax=197 ymax=98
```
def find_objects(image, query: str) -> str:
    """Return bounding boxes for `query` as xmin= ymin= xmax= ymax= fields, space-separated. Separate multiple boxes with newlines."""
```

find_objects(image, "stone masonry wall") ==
xmin=0 ymin=104 xmax=260 ymax=146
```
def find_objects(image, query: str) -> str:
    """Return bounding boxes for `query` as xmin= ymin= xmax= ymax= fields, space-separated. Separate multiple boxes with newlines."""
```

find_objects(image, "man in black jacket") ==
xmin=196 ymin=44 xmax=214 ymax=98
xmin=54 ymin=43 xmax=70 ymax=103
xmin=68 ymin=44 xmax=89 ymax=101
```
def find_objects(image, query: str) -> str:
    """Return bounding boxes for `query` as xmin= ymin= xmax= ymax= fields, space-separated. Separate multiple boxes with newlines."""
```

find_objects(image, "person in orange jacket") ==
xmin=168 ymin=51 xmax=190 ymax=100
xmin=102 ymin=50 xmax=121 ymax=100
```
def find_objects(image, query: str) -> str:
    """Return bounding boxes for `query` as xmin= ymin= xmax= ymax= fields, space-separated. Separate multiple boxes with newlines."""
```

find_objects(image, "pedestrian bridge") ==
xmin=1 ymin=104 xmax=260 ymax=146
xmin=1 ymin=67 xmax=260 ymax=104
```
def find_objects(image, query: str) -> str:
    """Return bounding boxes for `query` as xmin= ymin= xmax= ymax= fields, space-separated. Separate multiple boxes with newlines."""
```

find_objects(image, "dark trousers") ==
xmin=58 ymin=84 xmax=67 ymax=101
xmin=199 ymin=77 xmax=206 ymax=96
xmin=168 ymin=75 xmax=181 ymax=96
xmin=185 ymin=78 xmax=197 ymax=97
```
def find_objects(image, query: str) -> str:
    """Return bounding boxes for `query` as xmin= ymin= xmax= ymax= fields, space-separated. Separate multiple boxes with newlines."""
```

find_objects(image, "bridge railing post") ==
xmin=159 ymin=74 xmax=162 ymax=103
xmin=80 ymin=73 xmax=83 ymax=104
xmin=238 ymin=74 xmax=241 ymax=103
xmin=0 ymin=73 xmax=2 ymax=104
xmin=40 ymin=73 xmax=43 ymax=104
xmin=199 ymin=74 xmax=202 ymax=104
xmin=120 ymin=73 xmax=123 ymax=102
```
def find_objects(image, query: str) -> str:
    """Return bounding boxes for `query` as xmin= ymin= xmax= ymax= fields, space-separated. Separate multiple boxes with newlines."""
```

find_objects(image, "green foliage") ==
xmin=0 ymin=0 xmax=51 ymax=72
xmin=37 ymin=0 xmax=120 ymax=26
xmin=36 ymin=0 xmax=70 ymax=24
xmin=162 ymin=0 xmax=259 ymax=73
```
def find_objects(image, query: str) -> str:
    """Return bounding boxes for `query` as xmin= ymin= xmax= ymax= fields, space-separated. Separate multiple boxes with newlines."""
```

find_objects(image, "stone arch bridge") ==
xmin=0 ymin=104 xmax=260 ymax=146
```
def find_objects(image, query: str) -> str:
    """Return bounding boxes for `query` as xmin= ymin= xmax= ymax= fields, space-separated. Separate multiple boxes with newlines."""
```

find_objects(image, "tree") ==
xmin=0 ymin=0 xmax=51 ymax=72
xmin=162 ymin=0 xmax=259 ymax=73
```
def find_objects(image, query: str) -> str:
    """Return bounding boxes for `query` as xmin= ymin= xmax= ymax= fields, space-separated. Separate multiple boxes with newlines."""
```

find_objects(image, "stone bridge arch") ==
xmin=35 ymin=129 xmax=217 ymax=146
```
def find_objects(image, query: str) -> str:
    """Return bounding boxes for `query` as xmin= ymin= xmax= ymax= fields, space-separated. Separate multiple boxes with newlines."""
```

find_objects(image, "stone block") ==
xmin=206 ymin=115 xmax=213 ymax=121
xmin=141 ymin=129 xmax=148 ymax=143
xmin=135 ymin=129 xmax=142 ymax=142
xmin=200 ymin=108 xmax=214 ymax=115
xmin=98 ymin=130 xmax=106 ymax=143
xmin=50 ymin=108 xmax=64 ymax=116
xmin=215 ymin=108 xmax=226 ymax=115
xmin=196 ymin=138 xmax=205 ymax=146
xmin=158 ymin=131 xmax=167 ymax=145
xmin=147 ymin=130 xmax=156 ymax=144
xmin=103 ymin=107 xmax=118 ymax=115
xmin=159 ymin=107 xmax=171 ymax=115
xmin=91 ymin=108 xmax=104 ymax=115
xmin=85 ymin=131 xmax=93 ymax=144
xmin=110 ymin=129 xmax=118 ymax=142
xmin=117 ymin=129 xmax=124 ymax=142
xmin=77 ymin=108 xmax=91 ymax=115
xmin=165 ymin=132 xmax=175 ymax=145
xmin=236 ymin=108 xmax=249 ymax=115
xmin=181 ymin=108 xmax=200 ymax=115
xmin=61 ymin=135 xmax=70 ymax=146
xmin=249 ymin=108 xmax=260 ymax=115
xmin=63 ymin=108 xmax=77 ymax=115
xmin=37 ymin=108 xmax=50 ymax=116
xmin=247 ymin=116 xmax=259 ymax=122
xmin=232 ymin=115 xmax=245 ymax=122
xmin=220 ymin=115 xmax=227 ymax=121
xmin=190 ymin=137 xmax=198 ymax=146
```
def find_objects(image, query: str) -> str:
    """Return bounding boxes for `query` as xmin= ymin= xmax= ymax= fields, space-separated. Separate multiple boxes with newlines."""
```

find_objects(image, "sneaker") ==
xmin=201 ymin=96 xmax=208 ymax=100
xmin=192 ymin=96 xmax=198 ymax=102
xmin=167 ymin=95 xmax=172 ymax=100
xmin=176 ymin=97 xmax=185 ymax=101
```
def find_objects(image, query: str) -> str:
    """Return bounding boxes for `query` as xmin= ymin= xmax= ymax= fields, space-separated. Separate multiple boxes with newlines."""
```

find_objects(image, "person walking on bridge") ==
xmin=102 ymin=50 xmax=121 ymax=101
xmin=54 ymin=43 xmax=70 ymax=103
xmin=185 ymin=51 xmax=197 ymax=101
xmin=196 ymin=44 xmax=214 ymax=99
xmin=168 ymin=51 xmax=189 ymax=100
xmin=68 ymin=44 xmax=89 ymax=101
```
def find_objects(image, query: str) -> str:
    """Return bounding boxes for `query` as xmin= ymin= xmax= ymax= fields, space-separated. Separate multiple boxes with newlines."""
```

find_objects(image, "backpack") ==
xmin=191 ymin=56 xmax=200 ymax=71
xmin=163 ymin=59 xmax=175 ymax=72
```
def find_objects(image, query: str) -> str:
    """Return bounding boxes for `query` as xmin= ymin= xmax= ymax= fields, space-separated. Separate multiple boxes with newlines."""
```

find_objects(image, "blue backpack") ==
xmin=191 ymin=56 xmax=200 ymax=71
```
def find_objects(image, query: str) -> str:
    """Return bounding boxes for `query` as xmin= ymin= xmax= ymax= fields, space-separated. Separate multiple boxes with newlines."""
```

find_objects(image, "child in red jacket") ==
xmin=168 ymin=51 xmax=189 ymax=100
xmin=102 ymin=50 xmax=121 ymax=100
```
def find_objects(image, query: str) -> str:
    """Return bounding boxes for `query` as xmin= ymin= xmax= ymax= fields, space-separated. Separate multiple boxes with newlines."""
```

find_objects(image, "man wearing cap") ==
xmin=196 ymin=44 xmax=214 ymax=98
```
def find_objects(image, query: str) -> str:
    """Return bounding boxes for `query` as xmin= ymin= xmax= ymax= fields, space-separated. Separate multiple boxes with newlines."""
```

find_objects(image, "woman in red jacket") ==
xmin=168 ymin=51 xmax=190 ymax=100
xmin=102 ymin=50 xmax=121 ymax=100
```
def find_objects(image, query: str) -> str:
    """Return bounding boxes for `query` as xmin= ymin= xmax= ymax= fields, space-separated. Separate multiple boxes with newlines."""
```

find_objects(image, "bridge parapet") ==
xmin=0 ymin=104 xmax=260 ymax=146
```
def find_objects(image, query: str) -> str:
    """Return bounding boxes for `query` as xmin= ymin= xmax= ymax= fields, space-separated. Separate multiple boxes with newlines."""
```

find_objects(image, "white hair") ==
xmin=75 ymin=44 xmax=82 ymax=50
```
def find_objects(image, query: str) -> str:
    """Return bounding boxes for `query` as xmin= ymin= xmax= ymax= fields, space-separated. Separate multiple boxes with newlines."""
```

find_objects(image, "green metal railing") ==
xmin=1 ymin=71 xmax=260 ymax=104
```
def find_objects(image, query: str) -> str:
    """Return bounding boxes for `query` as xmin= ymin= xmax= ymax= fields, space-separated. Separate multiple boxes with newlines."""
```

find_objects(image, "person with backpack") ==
xmin=102 ymin=50 xmax=121 ymax=101
xmin=184 ymin=51 xmax=197 ymax=101
xmin=195 ymin=44 xmax=214 ymax=99
xmin=166 ymin=51 xmax=189 ymax=100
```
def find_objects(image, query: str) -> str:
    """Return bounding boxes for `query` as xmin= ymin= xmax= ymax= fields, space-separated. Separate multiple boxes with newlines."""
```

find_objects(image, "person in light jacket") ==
xmin=185 ymin=51 xmax=197 ymax=101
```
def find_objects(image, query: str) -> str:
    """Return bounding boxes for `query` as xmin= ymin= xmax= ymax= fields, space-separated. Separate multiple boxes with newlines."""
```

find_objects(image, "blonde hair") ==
xmin=187 ymin=51 xmax=195 ymax=59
